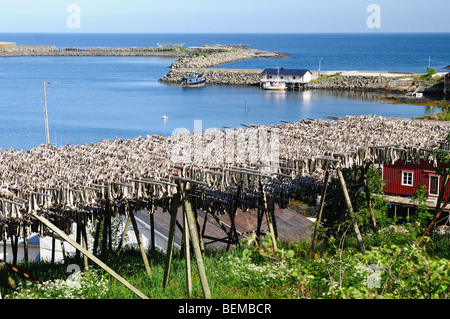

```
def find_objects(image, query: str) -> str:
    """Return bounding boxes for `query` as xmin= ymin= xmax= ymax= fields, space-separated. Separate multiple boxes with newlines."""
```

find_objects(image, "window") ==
xmin=429 ymin=175 xmax=439 ymax=196
xmin=401 ymin=171 xmax=413 ymax=186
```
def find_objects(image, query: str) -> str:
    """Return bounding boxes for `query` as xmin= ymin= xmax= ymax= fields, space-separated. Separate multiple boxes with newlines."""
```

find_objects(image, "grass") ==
xmin=310 ymin=73 xmax=341 ymax=82
xmin=1 ymin=226 xmax=448 ymax=299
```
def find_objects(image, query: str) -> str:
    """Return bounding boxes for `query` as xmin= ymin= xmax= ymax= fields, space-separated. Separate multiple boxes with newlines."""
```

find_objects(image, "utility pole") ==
xmin=43 ymin=81 xmax=58 ymax=145
xmin=318 ymin=58 xmax=323 ymax=77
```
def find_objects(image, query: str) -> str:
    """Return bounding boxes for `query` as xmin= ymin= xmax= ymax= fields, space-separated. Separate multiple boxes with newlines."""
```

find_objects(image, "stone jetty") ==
xmin=0 ymin=44 xmax=188 ymax=57
xmin=168 ymin=48 xmax=285 ymax=69
xmin=159 ymin=48 xmax=443 ymax=95
xmin=306 ymin=74 xmax=444 ymax=95
xmin=159 ymin=47 xmax=286 ymax=86
xmin=160 ymin=68 xmax=263 ymax=86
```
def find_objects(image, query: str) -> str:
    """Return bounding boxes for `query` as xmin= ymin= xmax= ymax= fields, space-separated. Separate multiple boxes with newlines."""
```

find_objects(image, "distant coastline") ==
xmin=159 ymin=47 xmax=446 ymax=97
xmin=1 ymin=40 xmax=446 ymax=97
xmin=0 ymin=42 xmax=188 ymax=57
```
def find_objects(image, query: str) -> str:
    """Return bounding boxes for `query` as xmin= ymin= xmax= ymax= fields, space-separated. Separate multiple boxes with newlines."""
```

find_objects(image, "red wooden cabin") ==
xmin=382 ymin=160 xmax=449 ymax=200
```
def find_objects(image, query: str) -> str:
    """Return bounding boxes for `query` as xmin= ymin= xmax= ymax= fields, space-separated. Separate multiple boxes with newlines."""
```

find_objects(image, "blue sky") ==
xmin=0 ymin=0 xmax=448 ymax=33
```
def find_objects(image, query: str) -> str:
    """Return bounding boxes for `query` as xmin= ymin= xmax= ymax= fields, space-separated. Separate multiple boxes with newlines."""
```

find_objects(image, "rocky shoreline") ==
xmin=168 ymin=48 xmax=286 ymax=69
xmin=2 ymin=42 xmax=443 ymax=96
xmin=159 ymin=47 xmax=444 ymax=96
xmin=161 ymin=69 xmax=444 ymax=95
xmin=306 ymin=75 xmax=444 ymax=95
xmin=160 ymin=68 xmax=262 ymax=86
xmin=0 ymin=46 xmax=188 ymax=57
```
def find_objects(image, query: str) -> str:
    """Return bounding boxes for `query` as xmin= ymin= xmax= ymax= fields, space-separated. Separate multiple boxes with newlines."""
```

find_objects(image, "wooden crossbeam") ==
xmin=30 ymin=211 xmax=149 ymax=299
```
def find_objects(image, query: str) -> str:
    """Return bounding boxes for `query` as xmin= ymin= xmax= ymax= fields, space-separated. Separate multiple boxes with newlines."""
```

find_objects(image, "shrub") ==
xmin=5 ymin=269 xmax=109 ymax=299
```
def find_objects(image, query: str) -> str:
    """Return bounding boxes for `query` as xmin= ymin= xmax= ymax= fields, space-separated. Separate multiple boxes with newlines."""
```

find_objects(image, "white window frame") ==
xmin=429 ymin=175 xmax=440 ymax=197
xmin=401 ymin=171 xmax=414 ymax=186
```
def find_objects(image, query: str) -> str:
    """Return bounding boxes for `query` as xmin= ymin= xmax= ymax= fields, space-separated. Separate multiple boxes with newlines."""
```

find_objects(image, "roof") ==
xmin=147 ymin=205 xmax=313 ymax=250
xmin=262 ymin=68 xmax=311 ymax=76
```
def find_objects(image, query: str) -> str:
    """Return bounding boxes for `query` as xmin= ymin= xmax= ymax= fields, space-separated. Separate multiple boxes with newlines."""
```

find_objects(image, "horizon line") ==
xmin=1 ymin=31 xmax=449 ymax=35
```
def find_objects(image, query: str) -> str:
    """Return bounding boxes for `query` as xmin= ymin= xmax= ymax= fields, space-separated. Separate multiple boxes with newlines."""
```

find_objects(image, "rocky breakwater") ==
xmin=0 ymin=45 xmax=188 ymax=57
xmin=307 ymin=74 xmax=444 ymax=95
xmin=159 ymin=48 xmax=285 ymax=86
xmin=161 ymin=68 xmax=262 ymax=86
xmin=169 ymin=48 xmax=284 ymax=69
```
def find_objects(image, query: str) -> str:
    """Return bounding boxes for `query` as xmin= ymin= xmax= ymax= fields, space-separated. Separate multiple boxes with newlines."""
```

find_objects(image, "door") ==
xmin=429 ymin=175 xmax=439 ymax=197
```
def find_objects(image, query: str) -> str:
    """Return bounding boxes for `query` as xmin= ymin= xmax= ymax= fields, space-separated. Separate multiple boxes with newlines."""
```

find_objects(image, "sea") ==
xmin=0 ymin=33 xmax=449 ymax=151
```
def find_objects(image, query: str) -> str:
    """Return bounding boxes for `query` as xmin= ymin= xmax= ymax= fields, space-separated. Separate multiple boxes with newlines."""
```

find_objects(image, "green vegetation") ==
xmin=414 ymin=100 xmax=450 ymax=121
xmin=414 ymin=67 xmax=438 ymax=81
xmin=311 ymin=73 xmax=341 ymax=82
xmin=1 ymin=164 xmax=448 ymax=299
xmin=379 ymin=95 xmax=450 ymax=121
xmin=1 ymin=226 xmax=447 ymax=299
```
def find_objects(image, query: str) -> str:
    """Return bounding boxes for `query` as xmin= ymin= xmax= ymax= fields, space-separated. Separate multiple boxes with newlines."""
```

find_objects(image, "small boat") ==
xmin=261 ymin=80 xmax=286 ymax=90
xmin=181 ymin=73 xmax=206 ymax=88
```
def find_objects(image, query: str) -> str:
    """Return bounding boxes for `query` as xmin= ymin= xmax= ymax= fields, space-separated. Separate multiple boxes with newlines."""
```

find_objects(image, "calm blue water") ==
xmin=0 ymin=33 xmax=447 ymax=151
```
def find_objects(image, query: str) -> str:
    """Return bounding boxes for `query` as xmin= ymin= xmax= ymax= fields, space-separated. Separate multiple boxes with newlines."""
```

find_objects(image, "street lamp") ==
xmin=43 ymin=81 xmax=58 ymax=145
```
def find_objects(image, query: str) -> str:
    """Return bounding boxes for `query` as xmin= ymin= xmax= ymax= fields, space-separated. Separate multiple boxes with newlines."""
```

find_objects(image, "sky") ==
xmin=0 ymin=0 xmax=448 ymax=33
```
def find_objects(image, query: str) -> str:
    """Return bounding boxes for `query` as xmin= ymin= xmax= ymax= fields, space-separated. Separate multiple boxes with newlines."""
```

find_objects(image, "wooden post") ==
xmin=337 ymin=168 xmax=365 ymax=253
xmin=51 ymin=236 xmax=56 ymax=264
xmin=163 ymin=195 xmax=179 ymax=289
xmin=419 ymin=186 xmax=450 ymax=245
xmin=12 ymin=235 xmax=18 ymax=265
xmin=433 ymin=175 xmax=449 ymax=220
xmin=183 ymin=208 xmax=192 ymax=297
xmin=3 ymin=240 xmax=6 ymax=262
xmin=127 ymin=200 xmax=152 ymax=277
xmin=191 ymin=198 xmax=205 ymax=256
xmin=30 ymin=212 xmax=148 ymax=299
xmin=256 ymin=207 xmax=263 ymax=240
xmin=150 ymin=210 xmax=155 ymax=251
xmin=260 ymin=181 xmax=277 ymax=251
xmin=311 ymin=169 xmax=330 ymax=257
xmin=226 ymin=208 xmax=238 ymax=252
xmin=268 ymin=196 xmax=278 ymax=241
xmin=362 ymin=164 xmax=377 ymax=233
xmin=178 ymin=181 xmax=211 ymax=299
xmin=60 ymin=241 xmax=66 ymax=264
xmin=92 ymin=219 xmax=101 ymax=256
xmin=201 ymin=209 xmax=209 ymax=238
xmin=0 ymin=267 xmax=16 ymax=290
xmin=117 ymin=215 xmax=131 ymax=252
xmin=101 ymin=201 xmax=110 ymax=261
xmin=82 ymin=231 xmax=89 ymax=270
xmin=43 ymin=81 xmax=50 ymax=145
xmin=75 ymin=223 xmax=81 ymax=264
xmin=23 ymin=233 xmax=29 ymax=263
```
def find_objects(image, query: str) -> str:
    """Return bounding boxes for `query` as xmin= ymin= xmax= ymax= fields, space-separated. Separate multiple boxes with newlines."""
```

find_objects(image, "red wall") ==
xmin=383 ymin=160 xmax=448 ymax=199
